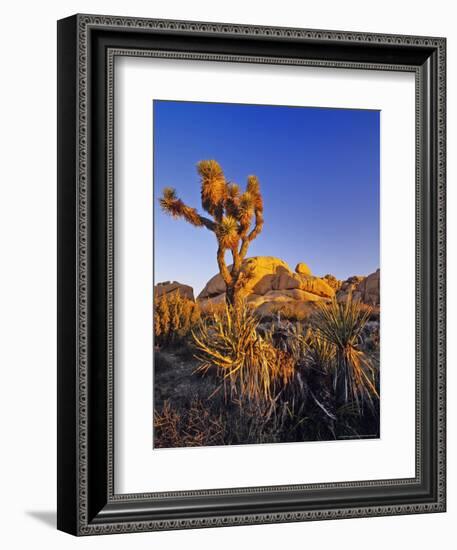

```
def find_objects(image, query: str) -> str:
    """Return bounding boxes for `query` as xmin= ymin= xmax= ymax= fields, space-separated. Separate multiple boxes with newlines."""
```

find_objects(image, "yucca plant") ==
xmin=192 ymin=302 xmax=295 ymax=405
xmin=304 ymin=328 xmax=336 ymax=373
xmin=159 ymin=160 xmax=264 ymax=307
xmin=314 ymin=297 xmax=379 ymax=414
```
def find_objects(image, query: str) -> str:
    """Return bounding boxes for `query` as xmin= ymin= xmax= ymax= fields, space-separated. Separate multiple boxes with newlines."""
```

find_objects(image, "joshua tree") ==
xmin=159 ymin=160 xmax=264 ymax=307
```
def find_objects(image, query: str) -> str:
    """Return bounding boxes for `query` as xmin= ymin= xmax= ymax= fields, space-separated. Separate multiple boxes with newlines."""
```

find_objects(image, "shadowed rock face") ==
xmin=155 ymin=281 xmax=195 ymax=301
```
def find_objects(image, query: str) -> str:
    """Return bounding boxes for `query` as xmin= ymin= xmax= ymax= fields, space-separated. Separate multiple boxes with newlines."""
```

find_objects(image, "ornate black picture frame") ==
xmin=57 ymin=14 xmax=446 ymax=535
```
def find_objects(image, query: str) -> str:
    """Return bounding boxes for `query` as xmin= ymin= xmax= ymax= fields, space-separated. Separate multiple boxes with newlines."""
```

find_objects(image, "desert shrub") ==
xmin=263 ymin=322 xmax=339 ymax=437
xmin=314 ymin=297 xmax=379 ymax=413
xmin=261 ymin=320 xmax=309 ymax=362
xmin=355 ymin=302 xmax=380 ymax=322
xmin=154 ymin=390 xmax=318 ymax=447
xmin=154 ymin=297 xmax=380 ymax=448
xmin=199 ymin=300 xmax=227 ymax=318
xmin=262 ymin=303 xmax=314 ymax=323
xmin=154 ymin=291 xmax=200 ymax=347
xmin=303 ymin=328 xmax=335 ymax=372
xmin=362 ymin=320 xmax=380 ymax=352
xmin=192 ymin=302 xmax=295 ymax=404
xmin=154 ymin=306 xmax=380 ymax=447
xmin=154 ymin=399 xmax=224 ymax=448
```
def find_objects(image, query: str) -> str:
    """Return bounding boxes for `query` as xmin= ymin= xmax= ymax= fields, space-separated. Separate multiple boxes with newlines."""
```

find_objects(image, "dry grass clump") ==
xmin=154 ymin=291 xmax=200 ymax=347
xmin=192 ymin=302 xmax=295 ymax=404
xmin=314 ymin=297 xmax=379 ymax=413
xmin=154 ymin=397 xmax=305 ymax=447
xmin=154 ymin=399 xmax=225 ymax=448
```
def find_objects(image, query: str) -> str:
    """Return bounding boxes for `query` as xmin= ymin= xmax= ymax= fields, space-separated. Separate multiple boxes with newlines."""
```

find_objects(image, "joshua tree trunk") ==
xmin=225 ymin=282 xmax=244 ymax=309
xmin=225 ymin=285 xmax=236 ymax=307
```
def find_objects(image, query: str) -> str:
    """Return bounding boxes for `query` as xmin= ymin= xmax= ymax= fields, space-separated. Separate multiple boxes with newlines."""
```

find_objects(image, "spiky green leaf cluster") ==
xmin=217 ymin=216 xmax=240 ymax=250
xmin=199 ymin=160 xmax=227 ymax=217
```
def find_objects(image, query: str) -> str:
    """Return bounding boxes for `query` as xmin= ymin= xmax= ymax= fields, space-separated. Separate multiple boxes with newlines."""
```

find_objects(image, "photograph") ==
xmin=153 ymin=100 xmax=381 ymax=448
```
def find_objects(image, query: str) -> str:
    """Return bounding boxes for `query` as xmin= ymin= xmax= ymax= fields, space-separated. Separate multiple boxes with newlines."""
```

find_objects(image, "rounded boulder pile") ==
xmin=197 ymin=256 xmax=335 ymax=317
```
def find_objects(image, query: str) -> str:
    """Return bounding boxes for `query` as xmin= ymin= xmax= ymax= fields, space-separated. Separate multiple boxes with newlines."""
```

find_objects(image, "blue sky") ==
xmin=154 ymin=100 xmax=380 ymax=295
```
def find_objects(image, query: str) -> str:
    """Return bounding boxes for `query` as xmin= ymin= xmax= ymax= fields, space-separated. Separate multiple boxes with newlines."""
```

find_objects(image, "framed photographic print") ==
xmin=57 ymin=14 xmax=446 ymax=535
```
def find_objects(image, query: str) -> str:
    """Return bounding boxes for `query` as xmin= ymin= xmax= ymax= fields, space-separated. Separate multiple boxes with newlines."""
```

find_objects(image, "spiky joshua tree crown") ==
xmin=159 ymin=160 xmax=264 ymax=306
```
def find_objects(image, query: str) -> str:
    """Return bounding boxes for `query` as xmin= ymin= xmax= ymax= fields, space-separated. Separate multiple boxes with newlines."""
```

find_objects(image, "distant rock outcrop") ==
xmin=336 ymin=275 xmax=365 ymax=304
xmin=356 ymin=269 xmax=380 ymax=305
xmin=155 ymin=281 xmax=194 ymax=301
xmin=336 ymin=269 xmax=380 ymax=306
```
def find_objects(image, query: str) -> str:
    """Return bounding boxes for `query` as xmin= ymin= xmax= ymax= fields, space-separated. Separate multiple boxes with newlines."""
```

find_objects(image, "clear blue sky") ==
xmin=154 ymin=100 xmax=380 ymax=296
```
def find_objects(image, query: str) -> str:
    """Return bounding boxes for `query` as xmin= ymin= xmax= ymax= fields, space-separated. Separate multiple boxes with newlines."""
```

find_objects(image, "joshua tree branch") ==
xmin=247 ymin=208 xmax=264 ymax=243
xmin=173 ymin=206 xmax=216 ymax=232
xmin=196 ymin=215 xmax=217 ymax=232
xmin=239 ymin=209 xmax=264 ymax=260
xmin=160 ymin=188 xmax=216 ymax=231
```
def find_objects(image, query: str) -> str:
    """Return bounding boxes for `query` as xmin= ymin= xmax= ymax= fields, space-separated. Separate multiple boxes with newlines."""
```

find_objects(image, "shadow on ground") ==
xmin=26 ymin=510 xmax=56 ymax=529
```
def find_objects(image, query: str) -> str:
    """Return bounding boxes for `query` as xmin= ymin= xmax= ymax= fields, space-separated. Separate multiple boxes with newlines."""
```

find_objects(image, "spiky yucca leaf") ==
xmin=217 ymin=216 xmax=240 ymax=250
xmin=198 ymin=160 xmax=227 ymax=215
xmin=304 ymin=329 xmax=336 ymax=373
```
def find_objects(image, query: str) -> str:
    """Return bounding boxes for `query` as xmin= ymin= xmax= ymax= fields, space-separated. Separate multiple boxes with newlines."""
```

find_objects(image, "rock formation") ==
xmin=295 ymin=262 xmax=312 ymax=276
xmin=196 ymin=256 xmax=380 ymax=316
xmin=155 ymin=260 xmax=380 ymax=318
xmin=336 ymin=269 xmax=380 ymax=306
xmin=335 ymin=275 xmax=364 ymax=304
xmin=322 ymin=274 xmax=342 ymax=292
xmin=155 ymin=281 xmax=195 ymax=301
xmin=355 ymin=269 xmax=380 ymax=305
xmin=197 ymin=256 xmax=334 ymax=315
